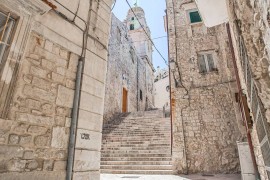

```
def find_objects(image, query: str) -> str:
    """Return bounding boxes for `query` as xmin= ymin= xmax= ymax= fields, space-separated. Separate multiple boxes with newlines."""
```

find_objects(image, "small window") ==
xmin=130 ymin=48 xmax=135 ymax=63
xmin=131 ymin=17 xmax=134 ymax=20
xmin=0 ymin=11 xmax=16 ymax=65
xmin=197 ymin=52 xmax=217 ymax=73
xmin=140 ymin=90 xmax=143 ymax=101
xmin=130 ymin=24 xmax=134 ymax=30
xmin=188 ymin=10 xmax=202 ymax=24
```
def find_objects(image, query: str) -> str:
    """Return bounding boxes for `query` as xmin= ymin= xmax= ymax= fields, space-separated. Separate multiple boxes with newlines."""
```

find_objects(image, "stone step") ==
xmin=101 ymin=150 xmax=171 ymax=154
xmin=100 ymin=169 xmax=174 ymax=175
xmin=101 ymin=164 xmax=173 ymax=170
xmin=101 ymin=147 xmax=171 ymax=151
xmin=102 ymin=144 xmax=171 ymax=148
xmin=102 ymin=139 xmax=170 ymax=142
xmin=101 ymin=153 xmax=171 ymax=158
xmin=101 ymin=157 xmax=172 ymax=161
xmin=101 ymin=161 xmax=172 ymax=165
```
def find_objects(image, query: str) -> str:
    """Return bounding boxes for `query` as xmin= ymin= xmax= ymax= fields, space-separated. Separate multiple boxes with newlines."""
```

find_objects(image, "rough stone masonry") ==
xmin=0 ymin=0 xmax=113 ymax=179
xmin=166 ymin=0 xmax=246 ymax=174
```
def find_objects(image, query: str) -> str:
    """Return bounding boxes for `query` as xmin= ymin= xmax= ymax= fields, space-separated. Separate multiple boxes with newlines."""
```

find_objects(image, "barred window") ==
xmin=0 ymin=11 xmax=16 ymax=65
xmin=197 ymin=51 xmax=217 ymax=73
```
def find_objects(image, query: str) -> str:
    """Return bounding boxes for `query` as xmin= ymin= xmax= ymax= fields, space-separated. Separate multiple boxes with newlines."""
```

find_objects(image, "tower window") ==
xmin=188 ymin=10 xmax=202 ymax=24
xmin=131 ymin=17 xmax=134 ymax=20
xmin=140 ymin=90 xmax=143 ymax=101
xmin=130 ymin=24 xmax=134 ymax=30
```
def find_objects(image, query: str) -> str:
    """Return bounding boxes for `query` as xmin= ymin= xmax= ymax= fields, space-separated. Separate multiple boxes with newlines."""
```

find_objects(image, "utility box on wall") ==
xmin=237 ymin=142 xmax=256 ymax=180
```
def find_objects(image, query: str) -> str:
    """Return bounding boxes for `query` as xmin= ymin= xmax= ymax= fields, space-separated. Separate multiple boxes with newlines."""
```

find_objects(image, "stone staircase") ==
xmin=101 ymin=110 xmax=173 ymax=174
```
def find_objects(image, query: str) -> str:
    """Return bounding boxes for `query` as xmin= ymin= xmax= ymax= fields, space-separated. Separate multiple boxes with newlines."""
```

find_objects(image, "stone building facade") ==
xmin=0 ymin=0 xmax=113 ymax=179
xmin=104 ymin=8 xmax=155 ymax=123
xmin=154 ymin=67 xmax=170 ymax=109
xmin=166 ymin=0 xmax=246 ymax=174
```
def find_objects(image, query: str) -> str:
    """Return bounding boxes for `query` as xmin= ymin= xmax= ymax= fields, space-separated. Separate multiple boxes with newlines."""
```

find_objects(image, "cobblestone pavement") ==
xmin=101 ymin=174 xmax=241 ymax=180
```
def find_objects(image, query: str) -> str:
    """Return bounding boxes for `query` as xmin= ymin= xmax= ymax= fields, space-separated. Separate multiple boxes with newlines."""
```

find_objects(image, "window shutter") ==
xmin=189 ymin=11 xmax=202 ymax=23
xmin=198 ymin=54 xmax=206 ymax=73
xmin=207 ymin=54 xmax=215 ymax=71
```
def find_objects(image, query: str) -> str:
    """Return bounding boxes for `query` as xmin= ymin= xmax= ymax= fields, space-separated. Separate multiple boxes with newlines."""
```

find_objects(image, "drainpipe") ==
xmin=165 ymin=9 xmax=173 ymax=156
xmin=66 ymin=1 xmax=92 ymax=179
xmin=226 ymin=23 xmax=261 ymax=180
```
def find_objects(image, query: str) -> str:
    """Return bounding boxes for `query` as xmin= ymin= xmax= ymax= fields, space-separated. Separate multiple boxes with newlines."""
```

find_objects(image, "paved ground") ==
xmin=101 ymin=174 xmax=241 ymax=180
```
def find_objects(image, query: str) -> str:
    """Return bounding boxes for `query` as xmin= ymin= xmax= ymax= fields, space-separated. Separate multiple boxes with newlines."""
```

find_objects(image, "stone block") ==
xmin=73 ymin=171 xmax=100 ymax=180
xmin=28 ymin=126 xmax=47 ymax=134
xmin=65 ymin=118 xmax=71 ymax=127
xmin=84 ymin=52 xmax=107 ymax=83
xmin=73 ymin=150 xmax=100 ymax=171
xmin=51 ymin=72 xmax=65 ymax=84
xmin=56 ymin=58 xmax=68 ymax=68
xmin=41 ymin=58 xmax=55 ymax=70
xmin=68 ymin=53 xmax=79 ymax=72
xmin=0 ymin=119 xmax=13 ymax=131
xmin=59 ymin=49 xmax=69 ymax=60
xmin=34 ymin=135 xmax=50 ymax=147
xmin=26 ymin=160 xmax=39 ymax=170
xmin=65 ymin=79 xmax=75 ymax=89
xmin=23 ymin=151 xmax=34 ymax=160
xmin=81 ymin=75 xmax=105 ymax=98
xmin=51 ymin=127 xmax=69 ymax=148
xmin=19 ymin=135 xmax=32 ymax=145
xmin=56 ymin=67 xmax=66 ymax=76
xmin=30 ymin=66 xmax=48 ymax=79
xmin=52 ymin=44 xmax=60 ymax=55
xmin=44 ymin=40 xmax=53 ymax=52
xmin=79 ymin=92 xmax=104 ymax=115
xmin=23 ymin=85 xmax=55 ymax=102
xmin=56 ymin=85 xmax=74 ymax=108
xmin=25 ymin=99 xmax=41 ymax=110
xmin=7 ymin=159 xmax=26 ymax=172
xmin=16 ymin=113 xmax=54 ymax=126
xmin=53 ymin=161 xmax=66 ymax=171
xmin=55 ymin=116 xmax=65 ymax=126
xmin=76 ymin=129 xmax=102 ymax=151
xmin=9 ymin=134 xmax=19 ymax=144
xmin=77 ymin=110 xmax=102 ymax=132
xmin=43 ymin=160 xmax=54 ymax=171
xmin=28 ymin=54 xmax=39 ymax=60
xmin=13 ymin=123 xmax=29 ymax=133
xmin=32 ymin=77 xmax=52 ymax=91
xmin=41 ymin=103 xmax=54 ymax=115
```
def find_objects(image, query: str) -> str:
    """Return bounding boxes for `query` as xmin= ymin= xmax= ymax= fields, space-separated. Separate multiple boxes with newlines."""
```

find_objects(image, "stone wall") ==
xmin=166 ymin=0 xmax=246 ymax=174
xmin=0 ymin=0 xmax=113 ymax=179
xmin=226 ymin=0 xmax=270 ymax=179
xmin=103 ymin=14 xmax=154 ymax=124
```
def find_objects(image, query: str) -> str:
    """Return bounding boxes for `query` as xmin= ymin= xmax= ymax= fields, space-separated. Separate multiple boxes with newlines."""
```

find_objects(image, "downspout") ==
xmin=165 ymin=9 xmax=173 ymax=156
xmin=226 ymin=23 xmax=261 ymax=180
xmin=66 ymin=1 xmax=92 ymax=179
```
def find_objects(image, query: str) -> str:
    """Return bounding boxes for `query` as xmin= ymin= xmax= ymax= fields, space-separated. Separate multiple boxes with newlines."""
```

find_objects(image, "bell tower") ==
xmin=125 ymin=5 xmax=153 ymax=64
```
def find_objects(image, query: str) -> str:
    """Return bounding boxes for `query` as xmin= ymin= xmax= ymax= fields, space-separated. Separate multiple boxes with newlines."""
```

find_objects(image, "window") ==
xmin=130 ymin=24 xmax=134 ymax=30
xmin=188 ymin=10 xmax=202 ymax=24
xmin=0 ymin=11 xmax=16 ymax=65
xmin=131 ymin=17 xmax=134 ymax=20
xmin=197 ymin=52 xmax=217 ymax=73
xmin=140 ymin=90 xmax=143 ymax=101
xmin=130 ymin=48 xmax=135 ymax=63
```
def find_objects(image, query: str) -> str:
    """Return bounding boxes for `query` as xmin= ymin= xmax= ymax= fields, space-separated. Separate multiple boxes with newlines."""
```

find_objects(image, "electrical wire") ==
xmin=109 ymin=35 xmax=167 ymax=46
xmin=125 ymin=0 xmax=168 ymax=66
xmin=111 ymin=0 xmax=117 ymax=10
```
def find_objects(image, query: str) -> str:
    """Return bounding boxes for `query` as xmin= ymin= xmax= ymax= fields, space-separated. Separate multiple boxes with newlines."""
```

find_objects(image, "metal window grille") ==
xmin=239 ymin=36 xmax=270 ymax=177
xmin=0 ymin=11 xmax=15 ymax=64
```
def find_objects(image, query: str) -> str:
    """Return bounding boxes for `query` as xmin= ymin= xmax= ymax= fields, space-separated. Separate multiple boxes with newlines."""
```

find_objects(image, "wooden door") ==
xmin=122 ymin=88 xmax=128 ymax=112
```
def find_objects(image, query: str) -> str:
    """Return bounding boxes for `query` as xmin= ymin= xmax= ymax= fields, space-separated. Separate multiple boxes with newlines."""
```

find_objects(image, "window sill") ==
xmin=190 ymin=22 xmax=203 ymax=26
xmin=199 ymin=70 xmax=219 ymax=75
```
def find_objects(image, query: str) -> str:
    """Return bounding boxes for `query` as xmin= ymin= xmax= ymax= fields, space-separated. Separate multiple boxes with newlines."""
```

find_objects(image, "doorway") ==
xmin=122 ymin=88 xmax=128 ymax=112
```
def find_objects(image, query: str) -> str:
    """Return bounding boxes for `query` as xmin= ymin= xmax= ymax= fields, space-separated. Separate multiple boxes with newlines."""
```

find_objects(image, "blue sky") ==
xmin=112 ymin=0 xmax=168 ymax=69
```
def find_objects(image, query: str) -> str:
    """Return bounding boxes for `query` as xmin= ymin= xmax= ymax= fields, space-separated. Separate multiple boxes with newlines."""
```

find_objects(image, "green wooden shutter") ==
xmin=189 ymin=11 xmax=202 ymax=23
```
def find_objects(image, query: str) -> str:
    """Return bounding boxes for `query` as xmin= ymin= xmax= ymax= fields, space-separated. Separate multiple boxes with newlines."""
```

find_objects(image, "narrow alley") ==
xmin=0 ymin=0 xmax=269 ymax=180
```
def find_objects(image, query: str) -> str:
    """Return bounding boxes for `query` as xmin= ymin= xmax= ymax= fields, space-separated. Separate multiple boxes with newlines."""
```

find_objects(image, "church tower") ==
xmin=125 ymin=4 xmax=153 ymax=65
